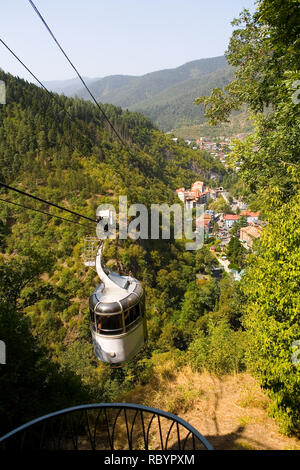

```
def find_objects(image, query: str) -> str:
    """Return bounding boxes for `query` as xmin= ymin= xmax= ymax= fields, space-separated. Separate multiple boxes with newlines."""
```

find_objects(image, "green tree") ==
xmin=226 ymin=236 xmax=247 ymax=271
xmin=230 ymin=215 xmax=247 ymax=237
xmin=196 ymin=0 xmax=300 ymax=432
xmin=188 ymin=318 xmax=246 ymax=375
xmin=179 ymin=280 xmax=219 ymax=326
xmin=0 ymin=257 xmax=88 ymax=435
xmin=209 ymin=197 xmax=232 ymax=214
xmin=242 ymin=196 xmax=300 ymax=434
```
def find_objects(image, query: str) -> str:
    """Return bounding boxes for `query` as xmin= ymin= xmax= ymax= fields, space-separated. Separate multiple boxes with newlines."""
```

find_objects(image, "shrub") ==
xmin=187 ymin=318 xmax=246 ymax=375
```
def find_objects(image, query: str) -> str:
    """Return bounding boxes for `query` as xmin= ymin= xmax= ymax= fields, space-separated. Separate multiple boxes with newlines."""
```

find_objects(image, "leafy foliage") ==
xmin=242 ymin=196 xmax=300 ymax=434
xmin=0 ymin=69 xmax=237 ymax=435
xmin=226 ymin=236 xmax=247 ymax=271
xmin=197 ymin=0 xmax=300 ymax=433
xmin=188 ymin=318 xmax=246 ymax=375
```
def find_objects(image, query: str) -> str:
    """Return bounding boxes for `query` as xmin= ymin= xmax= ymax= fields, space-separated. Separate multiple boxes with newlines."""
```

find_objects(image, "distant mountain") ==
xmin=43 ymin=76 xmax=98 ymax=95
xmin=130 ymin=65 xmax=234 ymax=131
xmin=45 ymin=56 xmax=239 ymax=132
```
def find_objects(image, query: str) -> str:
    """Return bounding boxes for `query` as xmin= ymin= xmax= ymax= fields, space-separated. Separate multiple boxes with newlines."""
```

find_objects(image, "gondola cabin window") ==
xmin=92 ymin=308 xmax=142 ymax=335
xmin=96 ymin=313 xmax=123 ymax=335
xmin=124 ymin=305 xmax=140 ymax=332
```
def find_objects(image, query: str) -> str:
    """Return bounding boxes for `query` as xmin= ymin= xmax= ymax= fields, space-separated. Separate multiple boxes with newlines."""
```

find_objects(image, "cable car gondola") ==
xmin=88 ymin=243 xmax=147 ymax=364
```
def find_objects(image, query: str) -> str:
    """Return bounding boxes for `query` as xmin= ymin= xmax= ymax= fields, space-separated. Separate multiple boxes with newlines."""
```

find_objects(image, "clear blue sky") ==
xmin=0 ymin=0 xmax=257 ymax=82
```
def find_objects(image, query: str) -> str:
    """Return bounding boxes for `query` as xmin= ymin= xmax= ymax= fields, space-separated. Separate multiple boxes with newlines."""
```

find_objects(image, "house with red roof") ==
xmin=240 ymin=225 xmax=261 ymax=248
xmin=175 ymin=181 xmax=209 ymax=208
xmin=224 ymin=214 xmax=240 ymax=228
xmin=175 ymin=188 xmax=185 ymax=203
xmin=240 ymin=210 xmax=260 ymax=225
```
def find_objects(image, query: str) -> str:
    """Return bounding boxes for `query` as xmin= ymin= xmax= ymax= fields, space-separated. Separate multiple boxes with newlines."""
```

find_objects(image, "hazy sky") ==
xmin=1 ymin=0 xmax=257 ymax=83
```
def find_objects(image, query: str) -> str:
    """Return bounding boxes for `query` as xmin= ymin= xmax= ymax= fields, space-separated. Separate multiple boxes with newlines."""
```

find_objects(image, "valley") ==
xmin=0 ymin=0 xmax=299 ymax=451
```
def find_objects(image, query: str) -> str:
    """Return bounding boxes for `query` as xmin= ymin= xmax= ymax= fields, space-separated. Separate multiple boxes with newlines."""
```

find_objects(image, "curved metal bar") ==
xmin=176 ymin=421 xmax=181 ymax=450
xmin=0 ymin=403 xmax=213 ymax=450
xmin=146 ymin=412 xmax=156 ymax=447
xmin=165 ymin=419 xmax=175 ymax=449
xmin=111 ymin=406 xmax=123 ymax=450
xmin=96 ymin=244 xmax=124 ymax=292
xmin=68 ymin=412 xmax=79 ymax=450
xmin=182 ymin=430 xmax=192 ymax=450
xmin=123 ymin=408 xmax=131 ymax=450
xmin=129 ymin=409 xmax=139 ymax=448
xmin=84 ymin=409 xmax=94 ymax=450
xmin=139 ymin=410 xmax=147 ymax=450
xmin=93 ymin=408 xmax=103 ymax=449
xmin=104 ymin=408 xmax=113 ymax=450
xmin=157 ymin=415 xmax=164 ymax=450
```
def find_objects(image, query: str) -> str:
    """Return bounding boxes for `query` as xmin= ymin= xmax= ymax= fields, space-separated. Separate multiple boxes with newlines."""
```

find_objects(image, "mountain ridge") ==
xmin=44 ymin=56 xmax=233 ymax=131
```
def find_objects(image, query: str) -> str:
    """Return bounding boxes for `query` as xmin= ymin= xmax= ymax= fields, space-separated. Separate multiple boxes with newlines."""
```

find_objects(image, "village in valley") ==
xmin=171 ymin=133 xmax=249 ymax=170
xmin=176 ymin=179 xmax=264 ymax=281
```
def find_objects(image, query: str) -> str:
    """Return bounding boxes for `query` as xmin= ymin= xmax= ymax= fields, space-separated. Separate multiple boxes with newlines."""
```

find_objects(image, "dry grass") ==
xmin=121 ymin=360 xmax=300 ymax=451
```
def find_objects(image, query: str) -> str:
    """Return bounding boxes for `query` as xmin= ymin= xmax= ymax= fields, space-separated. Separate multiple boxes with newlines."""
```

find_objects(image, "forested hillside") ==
xmin=46 ymin=56 xmax=238 ymax=131
xmin=130 ymin=66 xmax=234 ymax=130
xmin=0 ymin=70 xmax=241 ymax=436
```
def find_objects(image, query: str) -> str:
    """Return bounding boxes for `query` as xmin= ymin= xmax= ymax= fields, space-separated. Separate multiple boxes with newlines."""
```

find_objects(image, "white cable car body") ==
xmin=88 ymin=243 xmax=147 ymax=364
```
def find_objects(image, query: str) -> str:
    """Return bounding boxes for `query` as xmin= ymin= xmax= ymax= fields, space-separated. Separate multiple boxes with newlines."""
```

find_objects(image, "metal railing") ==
xmin=0 ymin=403 xmax=213 ymax=450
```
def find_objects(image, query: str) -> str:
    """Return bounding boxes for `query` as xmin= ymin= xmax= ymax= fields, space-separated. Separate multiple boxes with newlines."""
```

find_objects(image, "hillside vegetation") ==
xmin=172 ymin=109 xmax=252 ymax=140
xmin=198 ymin=0 xmax=300 ymax=434
xmin=0 ymin=0 xmax=299 ymax=445
xmin=46 ymin=56 xmax=241 ymax=132
xmin=0 ymin=69 xmax=241 ymax=436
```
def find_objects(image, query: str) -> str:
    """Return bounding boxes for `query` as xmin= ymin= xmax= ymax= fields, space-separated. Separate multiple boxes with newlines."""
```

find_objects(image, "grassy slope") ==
xmin=122 ymin=357 xmax=300 ymax=450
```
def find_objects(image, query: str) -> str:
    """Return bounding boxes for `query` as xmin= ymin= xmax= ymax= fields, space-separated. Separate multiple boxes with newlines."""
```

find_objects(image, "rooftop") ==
xmin=240 ymin=225 xmax=261 ymax=238
xmin=224 ymin=214 xmax=240 ymax=220
xmin=240 ymin=210 xmax=260 ymax=218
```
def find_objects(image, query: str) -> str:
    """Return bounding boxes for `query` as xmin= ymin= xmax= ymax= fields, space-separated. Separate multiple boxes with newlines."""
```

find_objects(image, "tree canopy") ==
xmin=197 ymin=0 xmax=300 ymax=433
